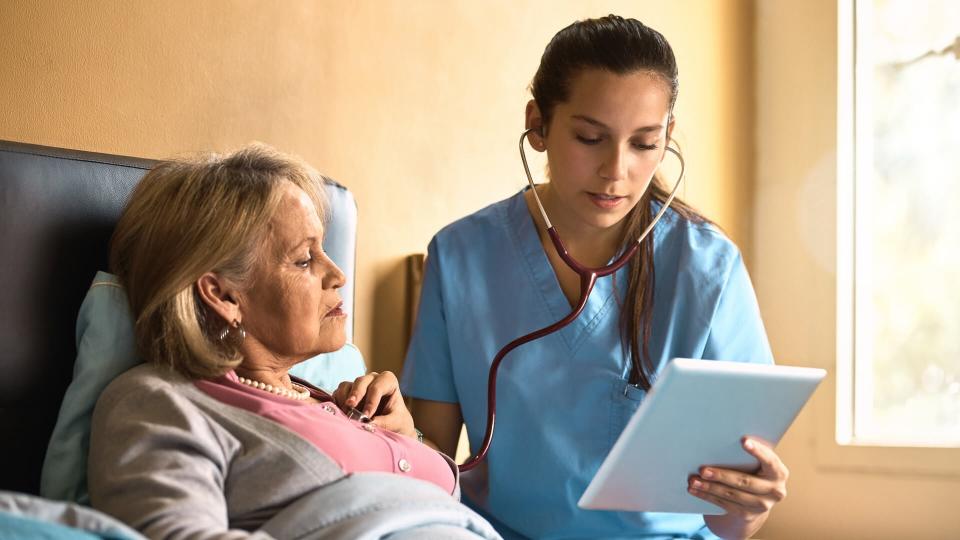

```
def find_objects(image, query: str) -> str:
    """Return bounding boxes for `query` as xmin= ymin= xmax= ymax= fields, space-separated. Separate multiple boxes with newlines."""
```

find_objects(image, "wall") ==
xmin=0 ymin=0 xmax=754 ymax=376
xmin=754 ymin=1 xmax=959 ymax=538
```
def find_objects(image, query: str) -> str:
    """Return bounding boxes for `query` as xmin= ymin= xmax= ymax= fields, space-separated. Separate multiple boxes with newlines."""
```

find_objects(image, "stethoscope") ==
xmin=457 ymin=126 xmax=686 ymax=472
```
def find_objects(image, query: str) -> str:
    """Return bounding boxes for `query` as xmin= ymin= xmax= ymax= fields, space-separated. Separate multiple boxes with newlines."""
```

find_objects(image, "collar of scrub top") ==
xmin=457 ymin=126 xmax=685 ymax=472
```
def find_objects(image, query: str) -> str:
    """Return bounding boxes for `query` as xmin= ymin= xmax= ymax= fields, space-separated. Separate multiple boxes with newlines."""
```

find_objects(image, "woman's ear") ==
xmin=665 ymin=115 xmax=676 ymax=143
xmin=524 ymin=100 xmax=547 ymax=152
xmin=195 ymin=272 xmax=241 ymax=325
xmin=661 ymin=115 xmax=677 ymax=164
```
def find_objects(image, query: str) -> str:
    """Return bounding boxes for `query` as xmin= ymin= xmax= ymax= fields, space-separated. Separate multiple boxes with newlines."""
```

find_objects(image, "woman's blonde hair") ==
xmin=110 ymin=143 xmax=327 ymax=379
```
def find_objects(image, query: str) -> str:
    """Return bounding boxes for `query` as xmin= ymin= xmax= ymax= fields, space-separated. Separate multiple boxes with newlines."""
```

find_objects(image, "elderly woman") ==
xmin=88 ymin=144 xmax=499 ymax=539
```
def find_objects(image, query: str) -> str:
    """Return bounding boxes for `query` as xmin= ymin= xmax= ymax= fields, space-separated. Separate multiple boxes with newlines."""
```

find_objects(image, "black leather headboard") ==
xmin=0 ymin=140 xmax=156 ymax=494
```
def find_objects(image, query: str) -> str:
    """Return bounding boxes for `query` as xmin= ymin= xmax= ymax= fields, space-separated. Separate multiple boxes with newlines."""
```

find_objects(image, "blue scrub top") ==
xmin=401 ymin=190 xmax=774 ymax=539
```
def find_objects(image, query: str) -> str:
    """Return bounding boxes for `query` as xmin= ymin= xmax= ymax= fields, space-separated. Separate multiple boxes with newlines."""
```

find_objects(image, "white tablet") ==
xmin=578 ymin=358 xmax=825 ymax=515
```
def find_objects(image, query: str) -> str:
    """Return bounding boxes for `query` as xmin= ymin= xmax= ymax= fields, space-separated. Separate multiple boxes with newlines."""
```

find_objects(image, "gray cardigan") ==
xmin=88 ymin=364 xmax=500 ymax=540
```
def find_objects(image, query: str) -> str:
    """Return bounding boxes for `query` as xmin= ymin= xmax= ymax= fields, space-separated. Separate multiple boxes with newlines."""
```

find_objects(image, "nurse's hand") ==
xmin=689 ymin=437 xmax=788 ymax=540
xmin=332 ymin=371 xmax=418 ymax=440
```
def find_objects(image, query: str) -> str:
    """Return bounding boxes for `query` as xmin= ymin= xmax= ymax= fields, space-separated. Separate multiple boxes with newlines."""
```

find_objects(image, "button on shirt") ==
xmin=401 ymin=191 xmax=774 ymax=539
xmin=196 ymin=371 xmax=455 ymax=494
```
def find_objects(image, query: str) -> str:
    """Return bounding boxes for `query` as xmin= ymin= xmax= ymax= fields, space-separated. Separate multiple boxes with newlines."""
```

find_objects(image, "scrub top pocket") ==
xmin=609 ymin=377 xmax=647 ymax=448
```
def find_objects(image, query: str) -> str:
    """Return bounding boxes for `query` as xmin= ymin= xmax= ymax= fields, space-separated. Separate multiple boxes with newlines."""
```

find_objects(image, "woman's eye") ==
xmin=575 ymin=134 xmax=602 ymax=145
xmin=633 ymin=142 xmax=659 ymax=151
xmin=295 ymin=256 xmax=312 ymax=269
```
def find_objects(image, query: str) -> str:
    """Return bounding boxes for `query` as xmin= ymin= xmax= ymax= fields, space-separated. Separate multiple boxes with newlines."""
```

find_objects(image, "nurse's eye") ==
xmin=575 ymin=134 xmax=602 ymax=145
xmin=632 ymin=141 xmax=658 ymax=151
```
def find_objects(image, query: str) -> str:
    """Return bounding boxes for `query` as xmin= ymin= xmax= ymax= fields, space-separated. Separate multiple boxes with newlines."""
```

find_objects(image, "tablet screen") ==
xmin=578 ymin=358 xmax=825 ymax=514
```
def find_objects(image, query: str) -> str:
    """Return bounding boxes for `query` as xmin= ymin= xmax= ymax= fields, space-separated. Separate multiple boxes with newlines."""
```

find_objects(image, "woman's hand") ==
xmin=332 ymin=371 xmax=418 ymax=440
xmin=691 ymin=437 xmax=788 ymax=540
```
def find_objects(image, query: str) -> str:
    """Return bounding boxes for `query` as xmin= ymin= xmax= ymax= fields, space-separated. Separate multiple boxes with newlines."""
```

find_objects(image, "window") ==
xmin=840 ymin=0 xmax=960 ymax=447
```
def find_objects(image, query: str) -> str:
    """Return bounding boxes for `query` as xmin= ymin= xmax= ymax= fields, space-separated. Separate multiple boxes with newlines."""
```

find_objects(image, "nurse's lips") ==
xmin=588 ymin=192 xmax=625 ymax=209
xmin=325 ymin=301 xmax=346 ymax=318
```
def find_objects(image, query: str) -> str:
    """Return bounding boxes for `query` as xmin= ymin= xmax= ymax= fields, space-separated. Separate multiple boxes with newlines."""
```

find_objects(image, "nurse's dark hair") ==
xmin=531 ymin=14 xmax=708 ymax=391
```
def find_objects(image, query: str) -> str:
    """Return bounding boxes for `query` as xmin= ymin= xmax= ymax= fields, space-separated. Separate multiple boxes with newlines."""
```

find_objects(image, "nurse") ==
xmin=399 ymin=15 xmax=788 ymax=540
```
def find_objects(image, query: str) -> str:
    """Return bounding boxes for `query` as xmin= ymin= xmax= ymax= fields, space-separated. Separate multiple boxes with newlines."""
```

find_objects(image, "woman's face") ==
xmin=239 ymin=182 xmax=347 ymax=363
xmin=538 ymin=69 xmax=673 ymax=232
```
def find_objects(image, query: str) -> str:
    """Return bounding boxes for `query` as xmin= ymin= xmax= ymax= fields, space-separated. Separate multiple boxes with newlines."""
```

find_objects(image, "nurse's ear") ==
xmin=524 ymin=99 xmax=547 ymax=152
xmin=666 ymin=114 xmax=676 ymax=142
xmin=660 ymin=114 xmax=677 ymax=164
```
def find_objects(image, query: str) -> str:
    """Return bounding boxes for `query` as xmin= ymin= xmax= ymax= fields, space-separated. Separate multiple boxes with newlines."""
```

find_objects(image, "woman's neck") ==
xmin=235 ymin=346 xmax=298 ymax=391
xmin=526 ymin=184 xmax=625 ymax=267
xmin=235 ymin=365 xmax=294 ymax=388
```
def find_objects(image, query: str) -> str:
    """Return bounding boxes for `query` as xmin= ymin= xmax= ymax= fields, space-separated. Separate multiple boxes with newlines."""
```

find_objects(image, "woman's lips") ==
xmin=325 ymin=302 xmax=346 ymax=318
xmin=587 ymin=192 xmax=625 ymax=210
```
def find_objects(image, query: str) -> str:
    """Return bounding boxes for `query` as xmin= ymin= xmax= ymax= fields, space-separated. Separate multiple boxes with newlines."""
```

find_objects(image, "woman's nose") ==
xmin=321 ymin=255 xmax=347 ymax=290
xmin=598 ymin=144 xmax=629 ymax=182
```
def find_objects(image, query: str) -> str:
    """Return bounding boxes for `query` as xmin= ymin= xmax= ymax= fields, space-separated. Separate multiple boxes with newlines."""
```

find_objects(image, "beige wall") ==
xmin=0 ymin=0 xmax=754 ymax=376
xmin=754 ymin=1 xmax=959 ymax=538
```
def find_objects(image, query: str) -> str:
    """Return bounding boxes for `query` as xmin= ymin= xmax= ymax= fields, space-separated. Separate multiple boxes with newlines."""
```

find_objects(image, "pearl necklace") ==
xmin=237 ymin=375 xmax=311 ymax=401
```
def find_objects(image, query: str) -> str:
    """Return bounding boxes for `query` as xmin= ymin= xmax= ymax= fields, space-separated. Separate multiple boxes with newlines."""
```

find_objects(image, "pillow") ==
xmin=40 ymin=272 xmax=367 ymax=504
xmin=288 ymin=344 xmax=366 ymax=390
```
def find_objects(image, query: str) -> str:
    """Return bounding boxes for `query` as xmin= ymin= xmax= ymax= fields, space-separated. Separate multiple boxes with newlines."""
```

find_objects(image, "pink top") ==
xmin=195 ymin=371 xmax=456 ymax=494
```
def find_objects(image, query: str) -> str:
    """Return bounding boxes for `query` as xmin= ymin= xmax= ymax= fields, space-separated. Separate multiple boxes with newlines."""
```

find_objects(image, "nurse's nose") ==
xmin=598 ymin=143 xmax=629 ymax=182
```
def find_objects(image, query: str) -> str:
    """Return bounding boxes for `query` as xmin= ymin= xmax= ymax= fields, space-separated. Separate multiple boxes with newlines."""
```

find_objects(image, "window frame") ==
xmin=815 ymin=0 xmax=960 ymax=475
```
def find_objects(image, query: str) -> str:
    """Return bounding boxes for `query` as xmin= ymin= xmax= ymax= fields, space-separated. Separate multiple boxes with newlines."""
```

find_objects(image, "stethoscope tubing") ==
xmin=457 ymin=128 xmax=684 ymax=472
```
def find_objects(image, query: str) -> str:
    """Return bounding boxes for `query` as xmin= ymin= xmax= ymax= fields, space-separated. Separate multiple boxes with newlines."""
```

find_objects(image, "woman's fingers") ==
xmin=688 ymin=474 xmax=780 ymax=513
xmin=369 ymin=407 xmax=414 ymax=438
xmin=342 ymin=371 xmax=398 ymax=415
xmin=362 ymin=372 xmax=400 ymax=417
xmin=695 ymin=466 xmax=780 ymax=497
xmin=373 ymin=395 xmax=417 ymax=439
xmin=332 ymin=381 xmax=353 ymax=407
xmin=345 ymin=373 xmax=378 ymax=407
xmin=689 ymin=437 xmax=789 ymax=519
xmin=688 ymin=479 xmax=768 ymax=517
xmin=742 ymin=437 xmax=789 ymax=481
xmin=333 ymin=371 xmax=414 ymax=437
xmin=362 ymin=383 xmax=386 ymax=417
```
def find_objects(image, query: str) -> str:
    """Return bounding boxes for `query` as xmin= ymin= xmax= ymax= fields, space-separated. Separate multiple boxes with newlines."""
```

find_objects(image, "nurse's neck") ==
xmin=525 ymin=185 xmax=625 ymax=268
